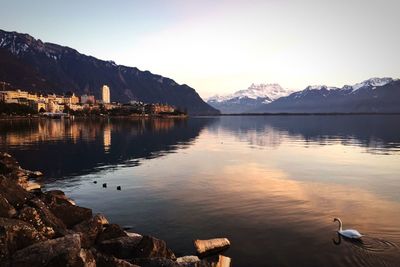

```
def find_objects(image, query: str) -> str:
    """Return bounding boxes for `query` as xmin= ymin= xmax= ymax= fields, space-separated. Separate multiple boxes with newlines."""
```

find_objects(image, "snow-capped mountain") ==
xmin=207 ymin=83 xmax=295 ymax=113
xmin=254 ymin=77 xmax=400 ymax=113
xmin=350 ymin=77 xmax=394 ymax=91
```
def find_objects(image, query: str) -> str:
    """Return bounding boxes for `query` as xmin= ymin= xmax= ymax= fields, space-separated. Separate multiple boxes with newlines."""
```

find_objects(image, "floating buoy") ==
xmin=102 ymin=183 xmax=107 ymax=188
xmin=93 ymin=181 xmax=97 ymax=184
xmin=117 ymin=186 xmax=121 ymax=190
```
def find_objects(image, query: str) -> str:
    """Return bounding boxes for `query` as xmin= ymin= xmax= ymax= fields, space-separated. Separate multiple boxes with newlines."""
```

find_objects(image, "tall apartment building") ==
xmin=102 ymin=85 xmax=110 ymax=104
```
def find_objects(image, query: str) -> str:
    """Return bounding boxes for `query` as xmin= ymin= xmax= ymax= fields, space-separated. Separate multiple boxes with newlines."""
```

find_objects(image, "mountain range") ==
xmin=1 ymin=29 xmax=398 ymax=115
xmin=207 ymin=83 xmax=294 ymax=113
xmin=0 ymin=29 xmax=219 ymax=115
xmin=208 ymin=78 xmax=400 ymax=113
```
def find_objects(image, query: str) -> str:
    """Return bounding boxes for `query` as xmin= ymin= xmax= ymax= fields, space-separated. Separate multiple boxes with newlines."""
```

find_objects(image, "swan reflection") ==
xmin=333 ymin=232 xmax=364 ymax=247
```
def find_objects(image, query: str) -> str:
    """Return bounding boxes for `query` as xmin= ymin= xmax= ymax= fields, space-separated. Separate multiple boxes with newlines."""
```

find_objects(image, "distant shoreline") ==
xmin=1 ymin=113 xmax=400 ymax=120
xmin=199 ymin=112 xmax=400 ymax=116
xmin=0 ymin=114 xmax=188 ymax=120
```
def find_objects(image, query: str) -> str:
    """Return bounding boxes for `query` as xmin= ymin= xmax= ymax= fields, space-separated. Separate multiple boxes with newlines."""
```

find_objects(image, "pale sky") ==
xmin=1 ymin=0 xmax=399 ymax=98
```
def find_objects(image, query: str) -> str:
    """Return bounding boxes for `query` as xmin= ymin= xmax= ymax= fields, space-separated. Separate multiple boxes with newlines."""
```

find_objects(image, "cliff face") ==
xmin=0 ymin=29 xmax=220 ymax=115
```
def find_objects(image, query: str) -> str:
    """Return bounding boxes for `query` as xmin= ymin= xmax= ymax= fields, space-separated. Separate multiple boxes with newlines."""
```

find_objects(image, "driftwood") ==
xmin=194 ymin=238 xmax=230 ymax=256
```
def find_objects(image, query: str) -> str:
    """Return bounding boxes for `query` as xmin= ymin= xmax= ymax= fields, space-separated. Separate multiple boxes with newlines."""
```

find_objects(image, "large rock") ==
xmin=0 ymin=218 xmax=46 ymax=262
xmin=93 ymin=249 xmax=139 ymax=267
xmin=198 ymin=255 xmax=231 ymax=267
xmin=0 ymin=154 xmax=32 ymax=189
xmin=73 ymin=214 xmax=106 ymax=248
xmin=132 ymin=235 xmax=175 ymax=259
xmin=93 ymin=213 xmax=109 ymax=226
xmin=132 ymin=258 xmax=180 ymax=267
xmin=96 ymin=224 xmax=127 ymax=244
xmin=0 ymin=194 xmax=16 ymax=218
xmin=16 ymin=206 xmax=56 ymax=239
xmin=99 ymin=236 xmax=143 ymax=259
xmin=13 ymin=169 xmax=30 ymax=189
xmin=28 ymin=170 xmax=43 ymax=178
xmin=45 ymin=196 xmax=92 ymax=228
xmin=46 ymin=190 xmax=76 ymax=205
xmin=0 ymin=175 xmax=31 ymax=209
xmin=194 ymin=238 xmax=230 ymax=256
xmin=78 ymin=248 xmax=97 ymax=267
xmin=24 ymin=181 xmax=41 ymax=192
xmin=29 ymin=198 xmax=67 ymax=237
xmin=0 ymin=153 xmax=18 ymax=175
xmin=10 ymin=234 xmax=82 ymax=267
xmin=176 ymin=256 xmax=201 ymax=266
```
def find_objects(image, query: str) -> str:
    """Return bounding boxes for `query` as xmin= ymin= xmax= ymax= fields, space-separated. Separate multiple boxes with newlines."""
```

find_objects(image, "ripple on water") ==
xmin=333 ymin=233 xmax=400 ymax=267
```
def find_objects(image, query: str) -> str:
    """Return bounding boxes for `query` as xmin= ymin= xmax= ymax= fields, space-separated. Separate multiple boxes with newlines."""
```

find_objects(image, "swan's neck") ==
xmin=337 ymin=219 xmax=343 ymax=232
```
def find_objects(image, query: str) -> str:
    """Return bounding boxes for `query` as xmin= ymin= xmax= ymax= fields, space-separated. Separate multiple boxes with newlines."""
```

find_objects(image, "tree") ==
xmin=0 ymin=103 xmax=37 ymax=115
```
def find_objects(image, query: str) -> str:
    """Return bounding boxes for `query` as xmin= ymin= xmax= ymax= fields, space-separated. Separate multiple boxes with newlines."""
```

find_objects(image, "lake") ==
xmin=1 ymin=115 xmax=399 ymax=267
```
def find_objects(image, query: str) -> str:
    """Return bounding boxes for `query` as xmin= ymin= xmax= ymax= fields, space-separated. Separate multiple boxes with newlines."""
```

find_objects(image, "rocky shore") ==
xmin=0 ymin=152 xmax=231 ymax=267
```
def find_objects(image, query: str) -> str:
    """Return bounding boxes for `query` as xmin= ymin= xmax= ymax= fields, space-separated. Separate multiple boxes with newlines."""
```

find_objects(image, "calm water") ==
xmin=1 ymin=116 xmax=400 ymax=267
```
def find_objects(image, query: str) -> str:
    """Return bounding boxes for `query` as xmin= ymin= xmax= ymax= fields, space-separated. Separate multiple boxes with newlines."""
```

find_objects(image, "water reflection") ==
xmin=0 ymin=117 xmax=217 ymax=179
xmin=0 ymin=115 xmax=400 ymax=267
xmin=213 ymin=115 xmax=400 ymax=154
xmin=103 ymin=124 xmax=111 ymax=153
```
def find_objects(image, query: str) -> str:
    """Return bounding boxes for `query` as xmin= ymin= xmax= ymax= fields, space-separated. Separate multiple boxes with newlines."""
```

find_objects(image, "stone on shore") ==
xmin=93 ymin=248 xmax=140 ymax=267
xmin=29 ymin=197 xmax=67 ymax=237
xmin=0 ymin=153 xmax=226 ymax=266
xmin=197 ymin=255 xmax=232 ymax=267
xmin=0 ymin=194 xmax=16 ymax=218
xmin=78 ymin=248 xmax=97 ymax=267
xmin=0 ymin=175 xmax=31 ymax=208
xmin=132 ymin=257 xmax=180 ymax=267
xmin=0 ymin=153 xmax=18 ymax=175
xmin=17 ymin=206 xmax=56 ymax=239
xmin=25 ymin=181 xmax=41 ymax=191
xmin=28 ymin=170 xmax=43 ymax=178
xmin=94 ymin=213 xmax=109 ymax=226
xmin=46 ymin=189 xmax=76 ymax=205
xmin=213 ymin=255 xmax=231 ymax=267
xmin=176 ymin=254 xmax=231 ymax=267
xmin=96 ymin=223 xmax=128 ymax=243
xmin=99 ymin=236 xmax=143 ymax=259
xmin=132 ymin=235 xmax=176 ymax=259
xmin=176 ymin=255 xmax=201 ymax=266
xmin=46 ymin=197 xmax=93 ymax=228
xmin=0 ymin=217 xmax=46 ymax=261
xmin=194 ymin=238 xmax=230 ymax=256
xmin=73 ymin=214 xmax=105 ymax=248
xmin=10 ymin=234 xmax=82 ymax=267
xmin=126 ymin=232 xmax=143 ymax=239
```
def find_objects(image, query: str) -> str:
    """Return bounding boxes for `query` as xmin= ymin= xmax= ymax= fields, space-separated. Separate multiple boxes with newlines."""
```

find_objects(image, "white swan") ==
xmin=333 ymin=217 xmax=363 ymax=239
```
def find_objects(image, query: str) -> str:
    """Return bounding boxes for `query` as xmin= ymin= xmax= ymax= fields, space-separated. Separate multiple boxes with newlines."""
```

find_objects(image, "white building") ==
xmin=102 ymin=85 xmax=110 ymax=104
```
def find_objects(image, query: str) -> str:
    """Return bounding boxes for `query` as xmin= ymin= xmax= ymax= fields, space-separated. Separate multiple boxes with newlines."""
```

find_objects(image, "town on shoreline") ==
xmin=0 ymin=83 xmax=187 ymax=118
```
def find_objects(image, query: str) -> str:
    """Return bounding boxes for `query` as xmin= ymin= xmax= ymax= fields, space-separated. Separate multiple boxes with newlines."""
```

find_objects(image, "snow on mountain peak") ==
xmin=350 ymin=77 xmax=393 ymax=91
xmin=305 ymin=85 xmax=338 ymax=91
xmin=303 ymin=78 xmax=395 ymax=94
xmin=207 ymin=83 xmax=294 ymax=103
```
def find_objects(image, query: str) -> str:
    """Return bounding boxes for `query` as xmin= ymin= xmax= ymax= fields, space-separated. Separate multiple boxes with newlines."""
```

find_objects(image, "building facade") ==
xmin=145 ymin=103 xmax=175 ymax=114
xmin=102 ymin=85 xmax=110 ymax=104
xmin=0 ymin=90 xmax=39 ymax=103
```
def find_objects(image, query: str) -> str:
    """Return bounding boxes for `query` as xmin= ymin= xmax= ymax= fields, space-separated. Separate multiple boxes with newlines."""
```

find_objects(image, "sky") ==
xmin=1 ymin=0 xmax=399 ymax=98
